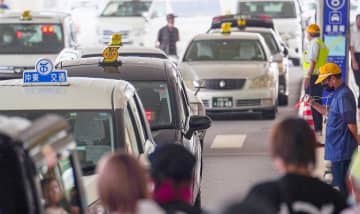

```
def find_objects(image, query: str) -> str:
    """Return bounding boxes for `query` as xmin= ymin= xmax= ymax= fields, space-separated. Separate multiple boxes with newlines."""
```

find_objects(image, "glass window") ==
xmin=101 ymin=1 xmax=151 ymax=17
xmin=238 ymin=1 xmax=296 ymax=18
xmin=0 ymin=24 xmax=64 ymax=54
xmin=39 ymin=154 xmax=81 ymax=214
xmin=132 ymin=81 xmax=173 ymax=129
xmin=0 ymin=110 xmax=115 ymax=175
xmin=258 ymin=32 xmax=279 ymax=54
xmin=184 ymin=39 xmax=266 ymax=62
xmin=124 ymin=107 xmax=140 ymax=155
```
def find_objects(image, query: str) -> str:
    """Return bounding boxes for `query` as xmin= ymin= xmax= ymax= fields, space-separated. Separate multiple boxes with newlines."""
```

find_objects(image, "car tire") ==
xmin=292 ymin=58 xmax=300 ymax=66
xmin=194 ymin=191 xmax=201 ymax=208
xmin=262 ymin=108 xmax=276 ymax=120
xmin=278 ymin=94 xmax=288 ymax=106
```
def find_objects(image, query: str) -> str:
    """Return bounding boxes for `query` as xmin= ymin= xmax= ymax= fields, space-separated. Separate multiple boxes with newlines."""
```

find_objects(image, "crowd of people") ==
xmin=91 ymin=116 xmax=360 ymax=214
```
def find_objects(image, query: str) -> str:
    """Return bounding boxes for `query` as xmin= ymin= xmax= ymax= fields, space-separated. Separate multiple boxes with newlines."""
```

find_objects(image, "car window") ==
xmin=184 ymin=39 xmax=266 ymax=61
xmin=238 ymin=1 xmax=296 ymax=19
xmin=101 ymin=1 xmax=151 ymax=17
xmin=0 ymin=110 xmax=115 ymax=175
xmin=0 ymin=23 xmax=64 ymax=54
xmin=39 ymin=154 xmax=81 ymax=213
xmin=128 ymin=97 xmax=146 ymax=146
xmin=124 ymin=107 xmax=140 ymax=155
xmin=258 ymin=32 xmax=279 ymax=54
xmin=132 ymin=81 xmax=173 ymax=129
xmin=133 ymin=94 xmax=150 ymax=139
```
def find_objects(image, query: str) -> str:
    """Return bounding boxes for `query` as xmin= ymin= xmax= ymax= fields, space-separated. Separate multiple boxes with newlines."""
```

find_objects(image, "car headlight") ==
xmin=249 ymin=74 xmax=273 ymax=89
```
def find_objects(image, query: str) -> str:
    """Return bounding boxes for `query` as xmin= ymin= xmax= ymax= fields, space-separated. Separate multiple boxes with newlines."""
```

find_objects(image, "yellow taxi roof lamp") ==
xmin=102 ymin=33 xmax=122 ymax=64
xmin=221 ymin=22 xmax=232 ymax=34
xmin=21 ymin=10 xmax=32 ymax=20
xmin=237 ymin=18 xmax=247 ymax=27
xmin=109 ymin=33 xmax=122 ymax=47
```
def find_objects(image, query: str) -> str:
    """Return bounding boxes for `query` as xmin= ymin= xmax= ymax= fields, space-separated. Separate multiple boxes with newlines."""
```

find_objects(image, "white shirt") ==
xmin=306 ymin=38 xmax=320 ymax=63
xmin=351 ymin=26 xmax=360 ymax=53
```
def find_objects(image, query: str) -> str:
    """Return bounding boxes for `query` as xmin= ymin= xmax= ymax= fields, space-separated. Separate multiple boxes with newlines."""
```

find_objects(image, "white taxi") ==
xmin=0 ymin=10 xmax=77 ymax=69
xmin=0 ymin=58 xmax=155 ymax=206
xmin=96 ymin=0 xmax=151 ymax=45
xmin=179 ymin=24 xmax=279 ymax=119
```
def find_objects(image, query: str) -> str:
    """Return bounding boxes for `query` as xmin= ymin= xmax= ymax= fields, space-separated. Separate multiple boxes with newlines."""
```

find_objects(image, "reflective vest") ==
xmin=303 ymin=38 xmax=329 ymax=75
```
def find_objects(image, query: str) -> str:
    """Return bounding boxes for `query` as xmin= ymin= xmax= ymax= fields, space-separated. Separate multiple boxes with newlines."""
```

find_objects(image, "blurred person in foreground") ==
xmin=350 ymin=14 xmax=360 ymax=115
xmin=149 ymin=143 xmax=203 ymax=214
xmin=245 ymin=118 xmax=347 ymax=213
xmin=342 ymin=152 xmax=360 ymax=214
xmin=156 ymin=13 xmax=179 ymax=56
xmin=97 ymin=151 xmax=164 ymax=214
xmin=0 ymin=0 xmax=9 ymax=9
xmin=222 ymin=199 xmax=276 ymax=214
xmin=306 ymin=63 xmax=359 ymax=195
xmin=42 ymin=177 xmax=68 ymax=214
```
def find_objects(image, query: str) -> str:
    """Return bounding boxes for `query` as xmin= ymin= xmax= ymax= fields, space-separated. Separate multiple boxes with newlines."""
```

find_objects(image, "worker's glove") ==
xmin=302 ymin=94 xmax=314 ymax=104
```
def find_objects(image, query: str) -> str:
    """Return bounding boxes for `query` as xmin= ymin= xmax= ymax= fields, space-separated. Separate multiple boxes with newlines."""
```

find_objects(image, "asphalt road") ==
xmin=201 ymin=65 xmax=304 ymax=211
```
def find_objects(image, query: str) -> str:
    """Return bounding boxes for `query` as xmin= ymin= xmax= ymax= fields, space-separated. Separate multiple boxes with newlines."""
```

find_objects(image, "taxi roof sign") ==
xmin=102 ymin=33 xmax=122 ymax=64
xmin=21 ymin=10 xmax=32 ymax=20
xmin=210 ymin=14 xmax=274 ymax=30
xmin=237 ymin=19 xmax=246 ymax=27
xmin=221 ymin=22 xmax=232 ymax=34
xmin=22 ymin=58 xmax=69 ymax=86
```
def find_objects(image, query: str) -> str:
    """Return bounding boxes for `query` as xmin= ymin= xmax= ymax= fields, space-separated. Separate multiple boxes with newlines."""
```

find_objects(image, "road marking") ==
xmin=210 ymin=134 xmax=247 ymax=149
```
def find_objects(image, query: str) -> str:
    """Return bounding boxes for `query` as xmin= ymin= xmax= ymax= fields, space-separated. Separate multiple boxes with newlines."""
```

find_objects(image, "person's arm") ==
xmin=156 ymin=28 xmax=162 ymax=48
xmin=350 ymin=46 xmax=359 ymax=71
xmin=310 ymin=99 xmax=328 ymax=116
xmin=176 ymin=28 xmax=179 ymax=42
xmin=348 ymin=123 xmax=360 ymax=145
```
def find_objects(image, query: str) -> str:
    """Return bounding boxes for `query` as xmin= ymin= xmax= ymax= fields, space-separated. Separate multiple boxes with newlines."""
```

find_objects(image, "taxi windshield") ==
xmin=100 ymin=1 xmax=151 ymax=17
xmin=0 ymin=23 xmax=64 ymax=54
xmin=132 ymin=81 xmax=173 ymax=129
xmin=184 ymin=39 xmax=266 ymax=62
xmin=0 ymin=110 xmax=114 ymax=175
xmin=237 ymin=1 xmax=296 ymax=19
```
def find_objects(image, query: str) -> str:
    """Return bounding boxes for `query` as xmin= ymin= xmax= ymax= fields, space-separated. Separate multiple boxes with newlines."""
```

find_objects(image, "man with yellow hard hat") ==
xmin=303 ymin=24 xmax=329 ymax=134
xmin=306 ymin=63 xmax=359 ymax=195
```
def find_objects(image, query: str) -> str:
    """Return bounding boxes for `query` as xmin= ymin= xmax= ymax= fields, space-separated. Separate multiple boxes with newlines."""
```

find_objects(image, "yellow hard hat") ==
xmin=306 ymin=24 xmax=320 ymax=33
xmin=315 ymin=63 xmax=341 ymax=84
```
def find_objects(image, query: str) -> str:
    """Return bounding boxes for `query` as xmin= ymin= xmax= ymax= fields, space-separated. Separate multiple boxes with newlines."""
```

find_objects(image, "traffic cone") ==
xmin=299 ymin=101 xmax=315 ymax=130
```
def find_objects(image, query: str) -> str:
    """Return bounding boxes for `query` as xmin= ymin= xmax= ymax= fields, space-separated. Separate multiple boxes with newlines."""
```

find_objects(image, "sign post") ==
xmin=322 ymin=0 xmax=350 ymax=82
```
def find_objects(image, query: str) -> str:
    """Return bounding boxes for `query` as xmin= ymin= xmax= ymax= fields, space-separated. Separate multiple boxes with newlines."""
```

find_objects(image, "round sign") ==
xmin=35 ymin=58 xmax=53 ymax=75
xmin=326 ymin=0 xmax=345 ymax=11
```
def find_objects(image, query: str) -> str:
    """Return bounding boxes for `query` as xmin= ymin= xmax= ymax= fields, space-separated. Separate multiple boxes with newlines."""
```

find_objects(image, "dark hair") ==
xmin=310 ymin=32 xmax=320 ymax=37
xmin=149 ymin=143 xmax=195 ymax=184
xmin=356 ymin=14 xmax=360 ymax=20
xmin=270 ymin=118 xmax=316 ymax=167
xmin=96 ymin=151 xmax=149 ymax=213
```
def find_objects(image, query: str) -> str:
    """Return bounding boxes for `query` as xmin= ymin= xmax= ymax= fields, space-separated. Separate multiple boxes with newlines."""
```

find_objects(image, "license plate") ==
xmin=212 ymin=97 xmax=233 ymax=108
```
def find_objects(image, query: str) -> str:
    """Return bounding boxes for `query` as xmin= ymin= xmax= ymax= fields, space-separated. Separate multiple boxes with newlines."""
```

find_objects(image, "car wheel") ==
xmin=262 ymin=108 xmax=276 ymax=120
xmin=278 ymin=94 xmax=288 ymax=106
xmin=194 ymin=190 xmax=201 ymax=208
xmin=292 ymin=58 xmax=300 ymax=66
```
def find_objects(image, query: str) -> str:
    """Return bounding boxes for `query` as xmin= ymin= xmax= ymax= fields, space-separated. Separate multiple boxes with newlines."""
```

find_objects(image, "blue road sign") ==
xmin=322 ymin=0 xmax=349 ymax=81
xmin=22 ymin=58 xmax=68 ymax=85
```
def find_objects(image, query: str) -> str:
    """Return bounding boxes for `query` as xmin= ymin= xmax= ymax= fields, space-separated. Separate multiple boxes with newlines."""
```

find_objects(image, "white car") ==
xmin=142 ymin=0 xmax=222 ymax=55
xmin=236 ymin=0 xmax=304 ymax=65
xmin=208 ymin=15 xmax=290 ymax=105
xmin=96 ymin=0 xmax=151 ymax=45
xmin=0 ymin=11 xmax=77 ymax=69
xmin=179 ymin=31 xmax=279 ymax=119
xmin=0 ymin=65 xmax=155 ymax=206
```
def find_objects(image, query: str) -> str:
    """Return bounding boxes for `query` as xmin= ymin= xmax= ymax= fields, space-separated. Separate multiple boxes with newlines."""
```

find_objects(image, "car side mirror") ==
xmin=185 ymin=115 xmax=211 ymax=139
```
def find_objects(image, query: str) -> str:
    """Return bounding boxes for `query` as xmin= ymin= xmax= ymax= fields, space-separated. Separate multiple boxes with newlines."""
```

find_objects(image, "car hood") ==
xmin=179 ymin=61 xmax=270 ymax=80
xmin=0 ymin=54 xmax=58 ymax=68
xmin=152 ymin=129 xmax=181 ymax=145
xmin=97 ymin=17 xmax=146 ymax=32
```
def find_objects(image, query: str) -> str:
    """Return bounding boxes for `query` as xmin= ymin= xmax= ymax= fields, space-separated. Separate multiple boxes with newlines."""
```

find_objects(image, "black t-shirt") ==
xmin=160 ymin=201 xmax=203 ymax=214
xmin=245 ymin=174 xmax=348 ymax=214
xmin=157 ymin=26 xmax=179 ymax=55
